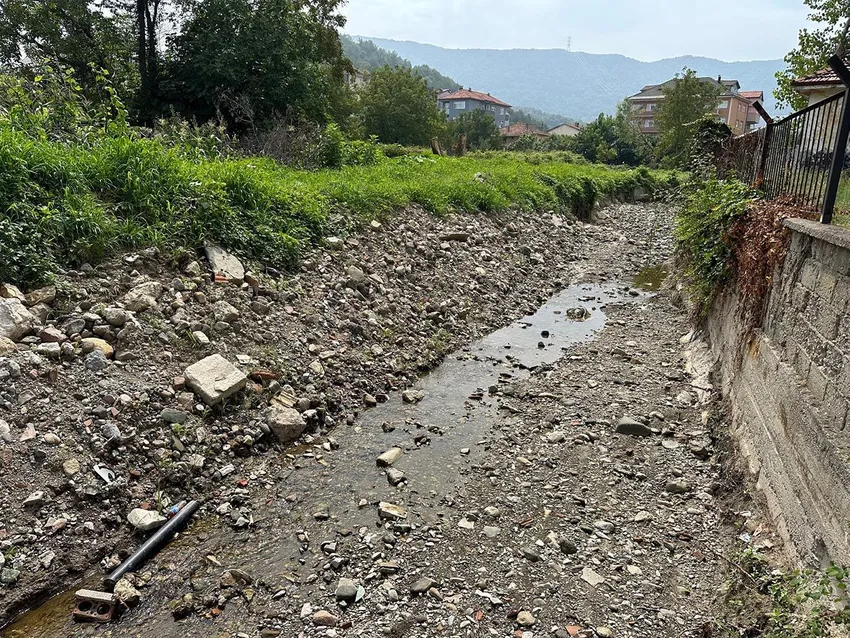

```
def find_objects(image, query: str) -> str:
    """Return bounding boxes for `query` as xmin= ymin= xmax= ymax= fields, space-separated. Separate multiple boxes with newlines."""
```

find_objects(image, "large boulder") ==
xmin=266 ymin=400 xmax=306 ymax=444
xmin=205 ymin=246 xmax=245 ymax=284
xmin=0 ymin=298 xmax=36 ymax=341
xmin=184 ymin=354 xmax=247 ymax=406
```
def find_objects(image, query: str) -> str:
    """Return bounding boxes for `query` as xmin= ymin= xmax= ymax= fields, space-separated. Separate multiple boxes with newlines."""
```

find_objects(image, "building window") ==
xmin=453 ymin=101 xmax=466 ymax=110
xmin=644 ymin=119 xmax=654 ymax=128
xmin=719 ymin=99 xmax=729 ymax=109
xmin=631 ymin=103 xmax=643 ymax=112
xmin=646 ymin=103 xmax=655 ymax=112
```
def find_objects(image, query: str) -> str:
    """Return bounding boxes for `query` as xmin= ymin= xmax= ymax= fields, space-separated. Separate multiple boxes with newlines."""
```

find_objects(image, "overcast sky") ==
xmin=343 ymin=0 xmax=810 ymax=62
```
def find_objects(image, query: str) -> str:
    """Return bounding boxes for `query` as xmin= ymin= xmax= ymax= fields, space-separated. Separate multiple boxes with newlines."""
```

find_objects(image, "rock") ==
xmin=102 ymin=307 xmax=128 ymax=327
xmin=1 ymin=568 xmax=20 ymax=585
xmin=62 ymin=458 xmax=81 ymax=476
xmin=127 ymin=508 xmax=167 ymax=531
xmin=81 ymin=337 xmax=114 ymax=358
xmin=596 ymin=627 xmax=613 ymax=637
xmin=213 ymin=301 xmax=240 ymax=323
xmin=522 ymin=547 xmax=542 ymax=562
xmin=184 ymin=354 xmax=247 ymax=406
xmin=38 ymin=326 xmax=66 ymax=343
xmin=376 ymin=447 xmax=403 ymax=467
xmin=326 ymin=236 xmax=345 ymax=250
xmin=633 ymin=510 xmax=653 ymax=522
xmin=206 ymin=246 xmax=245 ymax=284
xmin=581 ymin=567 xmax=606 ymax=588
xmin=440 ymin=231 xmax=470 ymax=242
xmin=84 ymin=350 xmax=109 ymax=372
xmin=386 ymin=468 xmax=406 ymax=486
xmin=0 ymin=297 xmax=36 ymax=341
xmin=615 ymin=416 xmax=653 ymax=437
xmin=36 ymin=342 xmax=61 ymax=358
xmin=545 ymin=431 xmax=566 ymax=443
xmin=410 ymin=577 xmax=437 ymax=594
xmin=335 ymin=578 xmax=358 ymax=602
xmin=160 ymin=408 xmax=189 ymax=424
xmin=312 ymin=610 xmax=338 ymax=627
xmin=23 ymin=491 xmax=46 ymax=507
xmin=0 ymin=336 xmax=15 ymax=354
xmin=557 ymin=537 xmax=578 ymax=555
xmin=114 ymin=577 xmax=142 ymax=607
xmin=369 ymin=220 xmax=382 ymax=231
xmin=266 ymin=402 xmax=306 ymax=444
xmin=594 ymin=520 xmax=615 ymax=534
xmin=0 ymin=420 xmax=11 ymax=443
xmin=402 ymin=389 xmax=424 ymax=404
xmin=0 ymin=284 xmax=25 ymax=301
xmin=483 ymin=525 xmax=500 ymax=538
xmin=517 ymin=611 xmax=536 ymax=627
xmin=378 ymin=502 xmax=407 ymax=520
xmin=666 ymin=479 xmax=693 ymax=494
xmin=192 ymin=330 xmax=210 ymax=345
xmin=43 ymin=433 xmax=61 ymax=445
xmin=484 ymin=506 xmax=501 ymax=518
xmin=123 ymin=281 xmax=163 ymax=312
xmin=346 ymin=265 xmax=366 ymax=284
xmin=24 ymin=286 xmax=56 ymax=307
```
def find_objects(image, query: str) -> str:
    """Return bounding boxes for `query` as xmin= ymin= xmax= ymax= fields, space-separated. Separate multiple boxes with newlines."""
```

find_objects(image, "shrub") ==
xmin=675 ymin=178 xmax=755 ymax=310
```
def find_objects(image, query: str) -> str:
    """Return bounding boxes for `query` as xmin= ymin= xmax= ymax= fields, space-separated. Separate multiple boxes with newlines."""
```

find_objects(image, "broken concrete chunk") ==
xmin=266 ymin=401 xmax=306 ymax=444
xmin=127 ymin=508 xmax=167 ymax=532
xmin=376 ymin=447 xmax=403 ymax=467
xmin=184 ymin=354 xmax=247 ymax=406
xmin=581 ymin=566 xmax=606 ymax=588
xmin=378 ymin=502 xmax=407 ymax=520
xmin=205 ymin=246 xmax=245 ymax=284
xmin=0 ymin=297 xmax=36 ymax=341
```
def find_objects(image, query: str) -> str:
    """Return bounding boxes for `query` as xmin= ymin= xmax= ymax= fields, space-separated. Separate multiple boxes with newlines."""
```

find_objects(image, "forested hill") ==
xmin=342 ymin=36 xmax=461 ymax=91
xmin=358 ymin=37 xmax=787 ymax=121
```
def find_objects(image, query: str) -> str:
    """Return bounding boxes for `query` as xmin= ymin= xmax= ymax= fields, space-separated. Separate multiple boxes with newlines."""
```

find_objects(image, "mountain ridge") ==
xmin=355 ymin=36 xmax=787 ymax=121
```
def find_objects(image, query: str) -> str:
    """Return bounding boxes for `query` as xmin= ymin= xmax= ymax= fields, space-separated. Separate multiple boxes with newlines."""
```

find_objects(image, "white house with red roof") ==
xmin=436 ymin=89 xmax=512 ymax=128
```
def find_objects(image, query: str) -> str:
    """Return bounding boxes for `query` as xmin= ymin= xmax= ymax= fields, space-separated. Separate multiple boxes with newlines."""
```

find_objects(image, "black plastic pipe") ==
xmin=104 ymin=500 xmax=201 ymax=591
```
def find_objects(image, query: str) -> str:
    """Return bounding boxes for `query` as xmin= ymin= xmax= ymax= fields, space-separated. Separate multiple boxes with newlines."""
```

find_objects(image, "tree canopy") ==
xmin=359 ymin=66 xmax=444 ymax=145
xmin=572 ymin=104 xmax=652 ymax=166
xmin=775 ymin=0 xmax=850 ymax=111
xmin=656 ymin=68 xmax=722 ymax=167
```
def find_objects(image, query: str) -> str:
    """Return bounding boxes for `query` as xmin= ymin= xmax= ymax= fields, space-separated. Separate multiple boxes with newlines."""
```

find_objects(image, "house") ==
xmin=626 ymin=76 xmax=759 ymax=136
xmin=739 ymin=90 xmax=764 ymax=132
xmin=437 ymin=89 xmax=512 ymax=128
xmin=791 ymin=59 xmax=848 ymax=106
xmin=502 ymin=123 xmax=549 ymax=146
xmin=548 ymin=122 xmax=581 ymax=137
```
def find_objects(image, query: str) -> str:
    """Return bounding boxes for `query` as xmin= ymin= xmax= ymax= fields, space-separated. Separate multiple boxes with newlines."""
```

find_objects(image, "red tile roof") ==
xmin=791 ymin=59 xmax=850 ymax=87
xmin=438 ymin=89 xmax=512 ymax=108
xmin=502 ymin=123 xmax=549 ymax=138
xmin=739 ymin=90 xmax=763 ymax=100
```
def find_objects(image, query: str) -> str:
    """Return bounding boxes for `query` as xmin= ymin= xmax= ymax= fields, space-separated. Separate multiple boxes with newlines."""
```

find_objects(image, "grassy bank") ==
xmin=0 ymin=127 xmax=676 ymax=290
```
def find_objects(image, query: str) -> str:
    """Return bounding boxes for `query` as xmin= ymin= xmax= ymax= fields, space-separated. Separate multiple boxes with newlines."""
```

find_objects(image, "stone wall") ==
xmin=706 ymin=219 xmax=850 ymax=567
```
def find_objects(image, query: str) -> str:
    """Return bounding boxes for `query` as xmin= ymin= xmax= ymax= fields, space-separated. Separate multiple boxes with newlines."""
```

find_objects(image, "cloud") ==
xmin=343 ymin=0 xmax=810 ymax=61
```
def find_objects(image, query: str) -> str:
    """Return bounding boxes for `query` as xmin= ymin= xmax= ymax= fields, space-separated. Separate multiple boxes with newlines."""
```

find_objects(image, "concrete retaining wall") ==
xmin=706 ymin=218 xmax=850 ymax=566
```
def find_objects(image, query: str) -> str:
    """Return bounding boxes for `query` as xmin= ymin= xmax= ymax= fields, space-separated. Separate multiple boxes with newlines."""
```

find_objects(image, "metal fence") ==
xmin=717 ymin=55 xmax=850 ymax=224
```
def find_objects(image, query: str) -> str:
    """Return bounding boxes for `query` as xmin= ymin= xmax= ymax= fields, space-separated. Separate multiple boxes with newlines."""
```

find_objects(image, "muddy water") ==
xmin=3 ymin=283 xmax=647 ymax=637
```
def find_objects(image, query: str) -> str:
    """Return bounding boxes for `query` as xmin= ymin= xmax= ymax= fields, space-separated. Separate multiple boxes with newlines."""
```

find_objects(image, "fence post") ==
xmin=820 ymin=55 xmax=850 ymax=224
xmin=752 ymin=102 xmax=773 ymax=189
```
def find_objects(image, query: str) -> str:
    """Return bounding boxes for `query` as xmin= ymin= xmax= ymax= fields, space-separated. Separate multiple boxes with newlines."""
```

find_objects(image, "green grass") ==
xmin=0 ymin=126 xmax=677 ymax=290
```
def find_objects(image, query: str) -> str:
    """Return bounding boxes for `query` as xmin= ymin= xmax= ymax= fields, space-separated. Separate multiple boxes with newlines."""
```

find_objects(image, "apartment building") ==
xmin=626 ymin=76 xmax=761 ymax=135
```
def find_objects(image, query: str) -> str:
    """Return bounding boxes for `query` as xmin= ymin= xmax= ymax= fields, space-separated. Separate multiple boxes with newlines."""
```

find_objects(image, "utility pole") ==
xmin=567 ymin=36 xmax=572 ymax=52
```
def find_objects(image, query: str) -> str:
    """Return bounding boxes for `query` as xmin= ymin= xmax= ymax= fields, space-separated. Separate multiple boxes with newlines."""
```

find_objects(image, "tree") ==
xmin=449 ymin=110 xmax=503 ymax=151
xmin=0 ymin=1 xmax=136 ymax=101
xmin=359 ymin=66 xmax=443 ymax=145
xmin=165 ymin=0 xmax=348 ymax=128
xmin=775 ymin=0 xmax=850 ymax=111
xmin=571 ymin=103 xmax=653 ymax=165
xmin=656 ymin=68 xmax=722 ymax=167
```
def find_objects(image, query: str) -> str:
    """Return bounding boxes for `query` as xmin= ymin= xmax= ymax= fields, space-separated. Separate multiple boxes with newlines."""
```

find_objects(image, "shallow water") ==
xmin=2 ymin=282 xmax=648 ymax=636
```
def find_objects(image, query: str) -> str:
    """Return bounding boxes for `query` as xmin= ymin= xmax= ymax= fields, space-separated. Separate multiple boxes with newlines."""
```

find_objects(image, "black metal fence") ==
xmin=717 ymin=55 xmax=850 ymax=224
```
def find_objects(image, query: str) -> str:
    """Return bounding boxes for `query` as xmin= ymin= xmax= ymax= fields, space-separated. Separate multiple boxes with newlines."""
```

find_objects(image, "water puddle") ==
xmin=632 ymin=264 xmax=669 ymax=291
xmin=2 ymin=283 xmax=648 ymax=637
